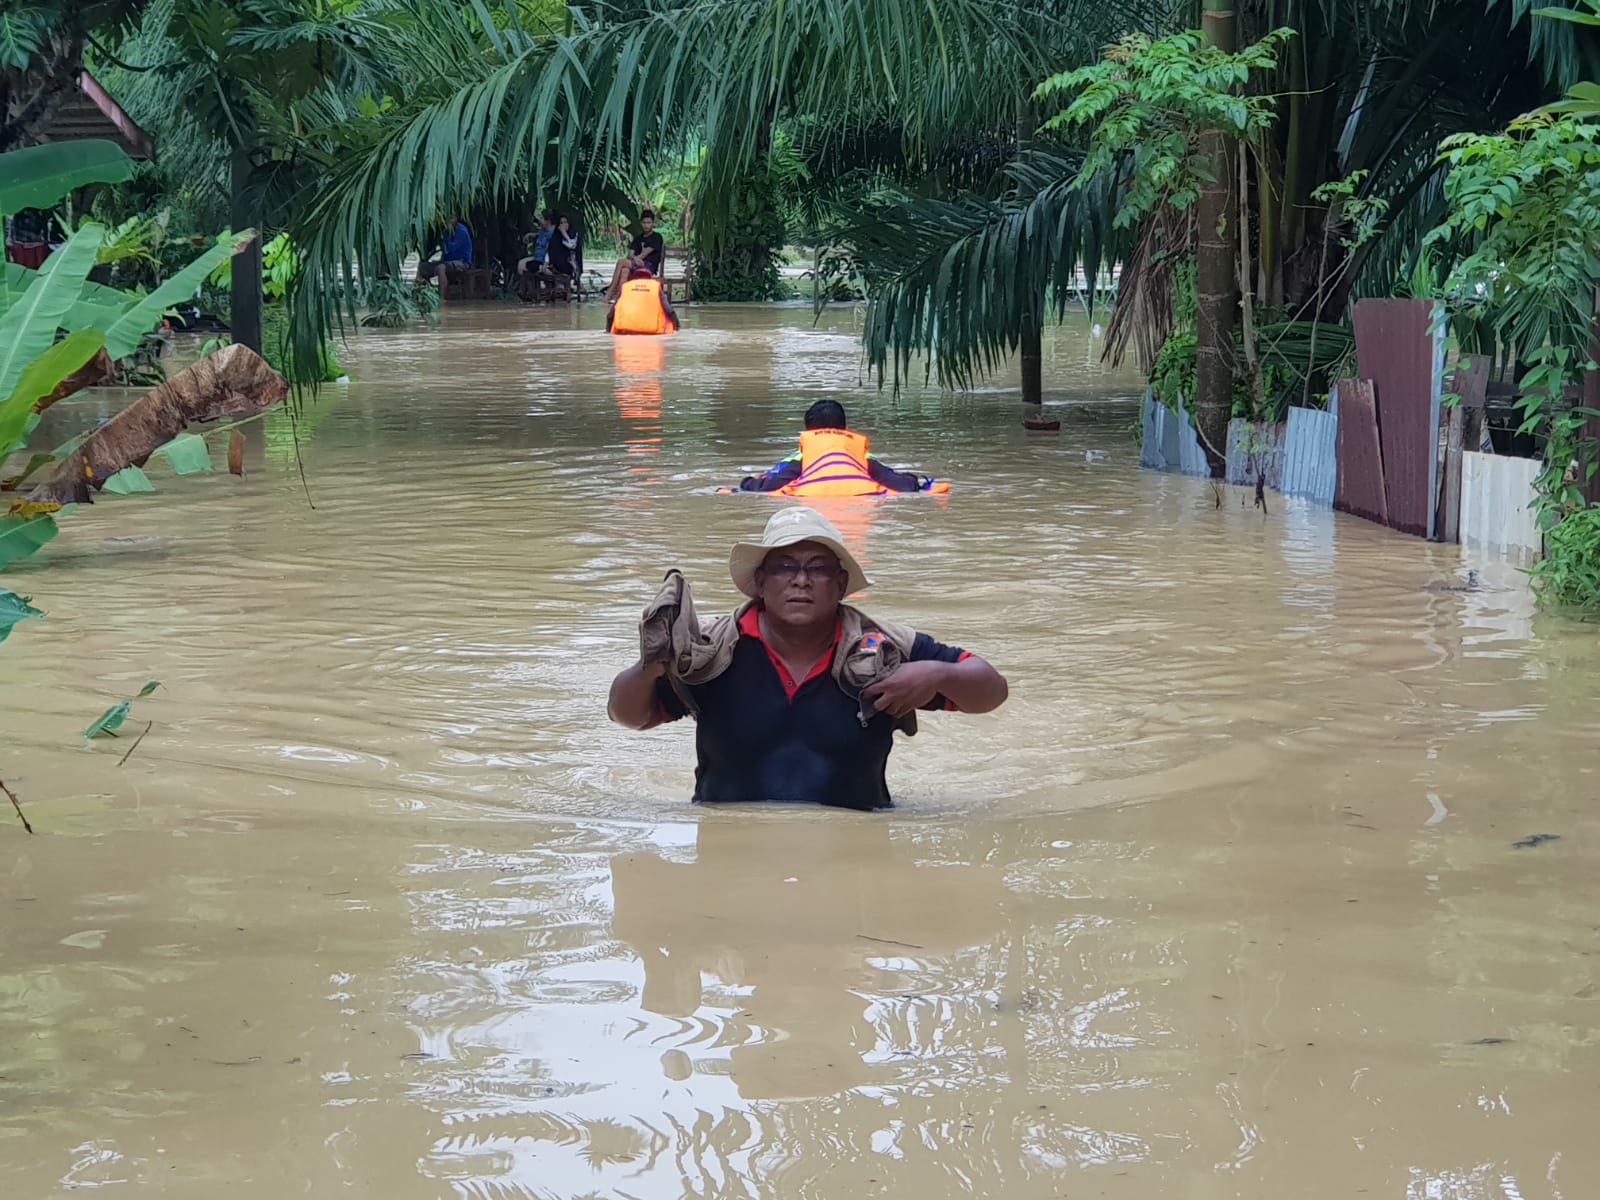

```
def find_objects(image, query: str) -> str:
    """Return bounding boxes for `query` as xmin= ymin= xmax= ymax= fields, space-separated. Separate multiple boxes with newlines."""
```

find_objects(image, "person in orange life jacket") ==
xmin=607 ymin=267 xmax=680 ymax=333
xmin=607 ymin=508 xmax=1008 ymax=810
xmin=739 ymin=400 xmax=929 ymax=493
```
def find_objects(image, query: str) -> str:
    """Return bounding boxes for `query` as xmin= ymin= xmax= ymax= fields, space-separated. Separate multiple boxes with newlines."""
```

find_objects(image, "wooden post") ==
xmin=1438 ymin=357 xmax=1490 ymax=543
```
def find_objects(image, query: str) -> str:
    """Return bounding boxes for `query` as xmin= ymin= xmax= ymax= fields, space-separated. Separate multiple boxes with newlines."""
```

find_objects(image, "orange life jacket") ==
xmin=778 ymin=428 xmax=889 ymax=497
xmin=612 ymin=278 xmax=671 ymax=335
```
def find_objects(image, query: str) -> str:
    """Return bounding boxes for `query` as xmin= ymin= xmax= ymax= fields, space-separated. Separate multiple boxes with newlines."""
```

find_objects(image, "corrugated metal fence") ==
xmin=1279 ymin=406 xmax=1338 ymax=505
xmin=1459 ymin=452 xmax=1541 ymax=561
xmin=1134 ymin=319 xmax=1545 ymax=560
xmin=1140 ymin=392 xmax=1207 ymax=476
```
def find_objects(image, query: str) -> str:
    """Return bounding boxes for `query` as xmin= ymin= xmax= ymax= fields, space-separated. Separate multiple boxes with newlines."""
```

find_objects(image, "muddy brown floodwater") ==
xmin=2 ymin=305 xmax=1598 ymax=1198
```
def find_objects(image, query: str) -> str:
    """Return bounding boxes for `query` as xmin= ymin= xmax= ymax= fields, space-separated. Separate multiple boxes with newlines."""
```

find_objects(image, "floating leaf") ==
xmin=0 ymin=589 xmax=42 ymax=645
xmin=155 ymin=433 xmax=213 ymax=475
xmin=84 ymin=700 xmax=133 ymax=739
xmin=227 ymin=429 xmax=245 ymax=476
xmin=83 ymin=681 xmax=159 ymax=739
xmin=103 ymin=465 xmax=155 ymax=494
xmin=0 ymin=511 xmax=58 ymax=570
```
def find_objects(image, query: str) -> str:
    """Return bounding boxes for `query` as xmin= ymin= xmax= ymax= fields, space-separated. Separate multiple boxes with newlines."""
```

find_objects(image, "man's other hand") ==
xmin=863 ymin=661 xmax=947 ymax=719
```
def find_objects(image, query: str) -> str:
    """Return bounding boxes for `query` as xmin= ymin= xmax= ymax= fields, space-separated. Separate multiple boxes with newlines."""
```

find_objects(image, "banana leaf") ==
xmin=0 ymin=589 xmax=42 ymax=645
xmin=0 ymin=511 xmax=59 ymax=571
xmin=0 ymin=141 xmax=133 ymax=213
xmin=100 ymin=230 xmax=255 ymax=359
xmin=0 ymin=330 xmax=105 ymax=454
xmin=0 ymin=227 xmax=101 ymax=401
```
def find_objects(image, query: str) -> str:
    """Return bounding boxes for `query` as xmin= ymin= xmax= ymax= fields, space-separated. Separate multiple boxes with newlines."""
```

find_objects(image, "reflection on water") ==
xmin=1 ymin=306 xmax=1598 ymax=1198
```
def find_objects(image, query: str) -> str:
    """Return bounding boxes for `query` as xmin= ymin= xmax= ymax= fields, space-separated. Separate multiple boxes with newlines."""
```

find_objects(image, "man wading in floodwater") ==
xmin=608 ymin=509 xmax=1008 ymax=809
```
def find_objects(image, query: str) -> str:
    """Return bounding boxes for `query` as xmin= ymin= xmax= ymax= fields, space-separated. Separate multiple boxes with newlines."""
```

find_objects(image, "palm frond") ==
xmin=829 ymin=151 xmax=1128 ymax=391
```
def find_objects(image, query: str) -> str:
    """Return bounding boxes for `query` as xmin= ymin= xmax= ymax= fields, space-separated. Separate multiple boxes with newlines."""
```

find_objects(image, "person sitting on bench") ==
xmin=416 ymin=215 xmax=473 ymax=285
xmin=604 ymin=209 xmax=665 ymax=303
xmin=516 ymin=212 xmax=555 ymax=300
xmin=539 ymin=214 xmax=581 ymax=299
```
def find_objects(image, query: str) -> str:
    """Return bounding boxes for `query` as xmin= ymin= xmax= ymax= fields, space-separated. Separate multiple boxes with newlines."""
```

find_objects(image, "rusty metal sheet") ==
xmin=1335 ymin=378 xmax=1388 ymax=526
xmin=1353 ymin=298 xmax=1444 ymax=537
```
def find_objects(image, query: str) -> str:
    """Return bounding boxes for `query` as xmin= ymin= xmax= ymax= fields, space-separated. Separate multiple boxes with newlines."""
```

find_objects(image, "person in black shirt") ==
xmin=538 ymin=214 xmax=581 ymax=297
xmin=604 ymin=208 xmax=667 ymax=302
xmin=607 ymin=508 xmax=1009 ymax=809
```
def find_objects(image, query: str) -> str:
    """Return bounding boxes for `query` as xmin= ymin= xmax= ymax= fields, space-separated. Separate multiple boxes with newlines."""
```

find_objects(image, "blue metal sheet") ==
xmin=1175 ymin=392 xmax=1208 ymax=477
xmin=1281 ymin=406 xmax=1338 ymax=506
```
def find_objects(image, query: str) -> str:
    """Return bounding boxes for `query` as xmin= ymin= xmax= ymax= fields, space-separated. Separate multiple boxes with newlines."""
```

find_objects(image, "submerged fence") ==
xmin=1137 ymin=299 xmax=1541 ymax=563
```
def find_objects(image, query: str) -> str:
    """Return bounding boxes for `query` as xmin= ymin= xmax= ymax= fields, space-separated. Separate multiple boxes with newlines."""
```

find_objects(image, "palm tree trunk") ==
xmin=230 ymin=146 xmax=263 ymax=354
xmin=1194 ymin=0 xmax=1239 ymax=476
xmin=1021 ymin=320 xmax=1043 ymax=406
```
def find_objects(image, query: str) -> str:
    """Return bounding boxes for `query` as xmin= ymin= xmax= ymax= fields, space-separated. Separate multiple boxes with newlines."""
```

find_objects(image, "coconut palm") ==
xmin=278 ymin=0 xmax=1155 ymax=383
xmin=828 ymin=0 xmax=1593 ymax=460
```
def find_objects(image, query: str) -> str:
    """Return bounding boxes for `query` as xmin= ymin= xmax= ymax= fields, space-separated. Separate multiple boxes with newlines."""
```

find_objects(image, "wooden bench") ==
xmin=658 ymin=244 xmax=692 ymax=303
xmin=440 ymin=264 xmax=492 ymax=302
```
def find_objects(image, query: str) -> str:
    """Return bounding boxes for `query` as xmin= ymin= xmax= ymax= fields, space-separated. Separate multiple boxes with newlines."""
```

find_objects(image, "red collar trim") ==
xmin=739 ymin=607 xmax=841 ymax=701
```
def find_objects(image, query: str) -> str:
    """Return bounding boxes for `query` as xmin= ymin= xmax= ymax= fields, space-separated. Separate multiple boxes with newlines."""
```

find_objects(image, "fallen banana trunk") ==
xmin=34 ymin=350 xmax=117 ymax=414
xmin=27 ymin=344 xmax=288 ymax=506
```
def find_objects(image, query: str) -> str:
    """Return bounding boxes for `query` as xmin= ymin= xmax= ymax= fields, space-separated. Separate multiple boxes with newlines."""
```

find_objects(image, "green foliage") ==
xmin=0 ymin=591 xmax=43 ymax=646
xmin=282 ymin=0 xmax=1097 ymax=387
xmin=0 ymin=141 xmax=134 ymax=212
xmin=156 ymin=433 xmax=215 ymax=475
xmin=0 ymin=331 xmax=105 ymax=455
xmin=0 ymin=512 xmax=60 ymax=573
xmin=84 ymin=681 xmax=161 ymax=740
xmin=1149 ymin=318 xmax=1353 ymax=420
xmin=357 ymin=278 xmax=439 ymax=328
xmin=0 ymin=5 xmax=50 ymax=72
xmin=836 ymin=151 xmax=1127 ymax=391
xmin=1150 ymin=330 xmax=1198 ymax=410
xmin=260 ymin=304 xmax=344 ymax=380
xmin=0 ymin=228 xmax=105 ymax=406
xmin=0 ymin=140 xmax=263 ymax=583
xmin=1036 ymin=27 xmax=1294 ymax=226
xmin=1432 ymin=112 xmax=1600 ymax=607
xmin=103 ymin=466 xmax=157 ymax=494
xmin=1532 ymin=504 xmax=1600 ymax=609
xmin=262 ymin=232 xmax=296 ymax=300
xmin=691 ymin=169 xmax=787 ymax=302
xmin=91 ymin=210 xmax=171 ymax=279
xmin=1310 ymin=171 xmax=1390 ymax=250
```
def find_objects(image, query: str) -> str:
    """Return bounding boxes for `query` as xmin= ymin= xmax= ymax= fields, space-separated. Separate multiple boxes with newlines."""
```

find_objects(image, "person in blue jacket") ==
xmin=416 ymin=215 xmax=474 ymax=285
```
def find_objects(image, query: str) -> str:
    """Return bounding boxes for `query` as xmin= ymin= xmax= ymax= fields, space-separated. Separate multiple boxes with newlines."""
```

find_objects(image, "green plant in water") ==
xmin=1534 ymin=503 xmax=1600 ymax=609
xmin=0 ymin=139 xmax=262 ymax=641
xmin=358 ymin=277 xmax=438 ymax=328
xmin=84 ymin=681 xmax=161 ymax=739
xmin=1431 ymin=113 xmax=1600 ymax=607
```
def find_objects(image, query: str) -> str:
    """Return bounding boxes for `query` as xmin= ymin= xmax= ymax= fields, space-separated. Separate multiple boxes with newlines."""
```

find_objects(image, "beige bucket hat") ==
xmin=729 ymin=507 xmax=871 ymax=598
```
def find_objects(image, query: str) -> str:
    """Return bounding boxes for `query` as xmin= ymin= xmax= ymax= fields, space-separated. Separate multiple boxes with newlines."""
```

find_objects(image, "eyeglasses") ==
xmin=763 ymin=562 xmax=839 ymax=583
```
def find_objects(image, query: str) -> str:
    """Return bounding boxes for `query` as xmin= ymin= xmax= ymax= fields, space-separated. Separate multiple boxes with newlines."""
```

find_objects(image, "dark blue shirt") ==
xmin=442 ymin=221 xmax=473 ymax=264
xmin=655 ymin=613 xmax=968 ymax=810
